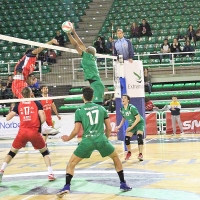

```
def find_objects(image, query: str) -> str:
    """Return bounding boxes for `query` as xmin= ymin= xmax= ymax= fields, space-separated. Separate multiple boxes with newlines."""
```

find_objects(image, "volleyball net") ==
xmin=0 ymin=34 xmax=116 ymax=119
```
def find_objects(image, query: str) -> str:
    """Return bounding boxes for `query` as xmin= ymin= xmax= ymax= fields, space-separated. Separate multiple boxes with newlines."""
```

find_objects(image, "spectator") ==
xmin=139 ymin=19 xmax=152 ymax=37
xmin=145 ymin=97 xmax=158 ymax=111
xmin=54 ymin=30 xmax=65 ymax=47
xmin=169 ymin=96 xmax=184 ymax=136
xmin=183 ymin=40 xmax=195 ymax=57
xmin=28 ymin=74 xmax=41 ymax=97
xmin=45 ymin=49 xmax=57 ymax=64
xmin=6 ymin=75 xmax=13 ymax=89
xmin=103 ymin=87 xmax=112 ymax=106
xmin=195 ymin=23 xmax=200 ymax=42
xmin=105 ymin=37 xmax=114 ymax=54
xmin=1 ymin=84 xmax=13 ymax=99
xmin=130 ymin=22 xmax=140 ymax=38
xmin=144 ymin=68 xmax=152 ymax=94
xmin=94 ymin=36 xmax=105 ymax=54
xmin=170 ymin=38 xmax=182 ymax=57
xmin=159 ymin=39 xmax=172 ymax=63
xmin=186 ymin=25 xmax=196 ymax=44
xmin=114 ymin=29 xmax=134 ymax=62
xmin=108 ymin=95 xmax=116 ymax=113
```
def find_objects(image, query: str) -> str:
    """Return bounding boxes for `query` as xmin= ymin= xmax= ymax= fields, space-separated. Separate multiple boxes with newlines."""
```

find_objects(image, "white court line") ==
xmin=22 ymin=195 xmax=35 ymax=200
xmin=89 ymin=138 xmax=155 ymax=169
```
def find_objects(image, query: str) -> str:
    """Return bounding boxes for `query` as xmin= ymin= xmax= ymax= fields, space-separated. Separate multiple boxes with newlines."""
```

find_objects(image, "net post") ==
xmin=105 ymin=57 xmax=108 ymax=78
xmin=8 ymin=62 xmax=10 ymax=74
xmin=38 ymin=60 xmax=42 ymax=81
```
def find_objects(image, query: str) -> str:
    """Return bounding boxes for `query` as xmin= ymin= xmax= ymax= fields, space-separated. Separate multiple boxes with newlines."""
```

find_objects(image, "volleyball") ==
xmin=62 ymin=21 xmax=73 ymax=33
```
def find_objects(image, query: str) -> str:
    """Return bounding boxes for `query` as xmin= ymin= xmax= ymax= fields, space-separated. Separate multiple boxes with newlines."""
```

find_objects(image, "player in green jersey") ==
xmin=56 ymin=87 xmax=132 ymax=198
xmin=66 ymin=27 xmax=104 ymax=104
xmin=116 ymin=94 xmax=145 ymax=161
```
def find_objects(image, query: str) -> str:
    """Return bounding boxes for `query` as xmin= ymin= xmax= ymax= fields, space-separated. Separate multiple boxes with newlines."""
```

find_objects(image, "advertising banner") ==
xmin=166 ymin=111 xmax=200 ymax=134
xmin=146 ymin=112 xmax=158 ymax=135
xmin=124 ymin=60 xmax=144 ymax=98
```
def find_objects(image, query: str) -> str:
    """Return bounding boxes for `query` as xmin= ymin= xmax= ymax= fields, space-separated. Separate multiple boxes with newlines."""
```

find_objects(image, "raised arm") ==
xmin=67 ymin=32 xmax=84 ymax=55
xmin=32 ymin=39 xmax=59 ymax=55
xmin=71 ymin=28 xmax=86 ymax=51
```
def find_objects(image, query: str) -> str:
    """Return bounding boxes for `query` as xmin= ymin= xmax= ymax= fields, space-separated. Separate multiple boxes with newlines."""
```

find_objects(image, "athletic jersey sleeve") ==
xmin=12 ymin=103 xmax=19 ymax=114
xmin=75 ymin=108 xmax=82 ymax=123
xmin=34 ymin=101 xmax=43 ymax=110
xmin=130 ymin=105 xmax=139 ymax=116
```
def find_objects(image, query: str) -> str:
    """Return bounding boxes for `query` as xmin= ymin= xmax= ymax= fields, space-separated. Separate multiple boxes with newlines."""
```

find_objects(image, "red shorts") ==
xmin=12 ymin=128 xmax=46 ymax=150
xmin=12 ymin=79 xmax=28 ymax=98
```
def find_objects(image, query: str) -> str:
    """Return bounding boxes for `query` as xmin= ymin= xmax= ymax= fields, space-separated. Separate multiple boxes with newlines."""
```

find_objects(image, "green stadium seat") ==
xmin=184 ymin=82 xmax=195 ymax=90
xmin=139 ymin=37 xmax=149 ymax=44
xmin=162 ymin=84 xmax=173 ymax=91
xmin=152 ymin=84 xmax=163 ymax=91
xmin=174 ymin=83 xmax=184 ymax=90
xmin=59 ymin=105 xmax=82 ymax=112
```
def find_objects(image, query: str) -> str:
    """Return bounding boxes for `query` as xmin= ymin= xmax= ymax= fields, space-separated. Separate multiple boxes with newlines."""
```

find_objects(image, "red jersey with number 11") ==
xmin=13 ymin=101 xmax=43 ymax=132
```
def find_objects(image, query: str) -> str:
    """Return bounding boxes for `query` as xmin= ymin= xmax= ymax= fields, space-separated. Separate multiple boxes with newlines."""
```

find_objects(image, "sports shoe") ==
xmin=138 ymin=153 xmax=143 ymax=161
xmin=125 ymin=152 xmax=131 ymax=160
xmin=171 ymin=133 xmax=176 ymax=136
xmin=48 ymin=174 xmax=56 ymax=181
xmin=180 ymin=132 xmax=184 ymax=135
xmin=120 ymin=182 xmax=132 ymax=191
xmin=0 ymin=170 xmax=4 ymax=182
xmin=56 ymin=184 xmax=70 ymax=198
xmin=42 ymin=123 xmax=60 ymax=136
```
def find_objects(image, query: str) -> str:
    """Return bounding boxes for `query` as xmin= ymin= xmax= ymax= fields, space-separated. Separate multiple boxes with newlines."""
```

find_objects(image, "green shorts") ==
xmin=90 ymin=80 xmax=105 ymax=103
xmin=74 ymin=134 xmax=115 ymax=158
xmin=129 ymin=122 xmax=145 ymax=135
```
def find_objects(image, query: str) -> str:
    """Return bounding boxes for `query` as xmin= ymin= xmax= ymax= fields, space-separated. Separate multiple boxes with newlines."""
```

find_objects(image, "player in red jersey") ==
xmin=40 ymin=85 xmax=61 ymax=143
xmin=0 ymin=87 xmax=56 ymax=182
xmin=12 ymin=39 xmax=58 ymax=98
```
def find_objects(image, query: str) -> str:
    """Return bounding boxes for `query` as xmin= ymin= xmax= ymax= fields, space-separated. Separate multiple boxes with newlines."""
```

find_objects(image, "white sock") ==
xmin=47 ymin=166 xmax=53 ymax=175
xmin=1 ymin=162 xmax=8 ymax=171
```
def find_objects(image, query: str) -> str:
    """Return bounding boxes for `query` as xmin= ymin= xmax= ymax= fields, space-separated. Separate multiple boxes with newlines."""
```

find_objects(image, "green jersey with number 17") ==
xmin=120 ymin=104 xmax=145 ymax=127
xmin=75 ymin=102 xmax=109 ymax=138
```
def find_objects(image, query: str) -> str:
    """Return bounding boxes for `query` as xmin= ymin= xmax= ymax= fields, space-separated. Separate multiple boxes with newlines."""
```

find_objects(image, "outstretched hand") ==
xmin=61 ymin=135 xmax=70 ymax=142
xmin=51 ymin=39 xmax=59 ymax=45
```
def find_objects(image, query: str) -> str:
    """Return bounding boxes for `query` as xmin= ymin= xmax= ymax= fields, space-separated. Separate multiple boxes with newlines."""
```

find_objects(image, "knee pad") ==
xmin=41 ymin=149 xmax=50 ymax=157
xmin=125 ymin=136 xmax=130 ymax=145
xmin=8 ymin=151 xmax=16 ymax=158
xmin=137 ymin=134 xmax=143 ymax=145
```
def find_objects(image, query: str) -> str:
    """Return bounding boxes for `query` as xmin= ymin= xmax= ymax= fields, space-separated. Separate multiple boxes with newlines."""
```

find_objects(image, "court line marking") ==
xmin=89 ymin=137 xmax=155 ymax=169
xmin=22 ymin=195 xmax=34 ymax=200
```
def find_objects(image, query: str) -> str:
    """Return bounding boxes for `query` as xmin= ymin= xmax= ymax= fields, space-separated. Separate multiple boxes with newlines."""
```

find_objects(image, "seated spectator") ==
xmin=108 ymin=95 xmax=116 ymax=113
xmin=139 ymin=19 xmax=152 ymax=37
xmin=54 ymin=30 xmax=65 ymax=47
xmin=130 ymin=22 xmax=140 ymax=38
xmin=183 ymin=40 xmax=195 ymax=57
xmin=196 ymin=23 xmax=200 ymax=42
xmin=6 ymin=75 xmax=13 ymax=89
xmin=186 ymin=25 xmax=196 ymax=45
xmin=170 ymin=38 xmax=182 ymax=57
xmin=144 ymin=68 xmax=152 ymax=94
xmin=0 ymin=84 xmax=13 ymax=99
xmin=105 ymin=37 xmax=114 ymax=54
xmin=28 ymin=74 xmax=41 ymax=97
xmin=159 ymin=39 xmax=172 ymax=63
xmin=94 ymin=36 xmax=105 ymax=53
xmin=103 ymin=87 xmax=112 ymax=106
xmin=45 ymin=49 xmax=57 ymax=64
xmin=145 ymin=97 xmax=158 ymax=111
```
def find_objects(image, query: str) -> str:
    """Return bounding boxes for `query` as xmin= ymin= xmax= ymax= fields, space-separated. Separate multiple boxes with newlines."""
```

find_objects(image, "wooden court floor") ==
xmin=1 ymin=134 xmax=200 ymax=200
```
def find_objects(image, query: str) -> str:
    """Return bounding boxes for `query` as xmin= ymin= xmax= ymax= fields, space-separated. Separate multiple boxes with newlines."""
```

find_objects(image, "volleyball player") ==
xmin=0 ymin=87 xmax=55 ymax=182
xmin=116 ymin=94 xmax=145 ymax=161
xmin=40 ymin=85 xmax=61 ymax=143
xmin=66 ymin=28 xmax=105 ymax=104
xmin=12 ymin=39 xmax=58 ymax=99
xmin=56 ymin=86 xmax=131 ymax=198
